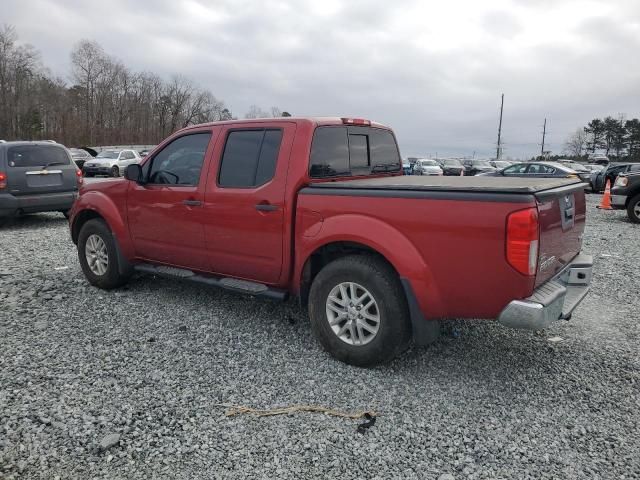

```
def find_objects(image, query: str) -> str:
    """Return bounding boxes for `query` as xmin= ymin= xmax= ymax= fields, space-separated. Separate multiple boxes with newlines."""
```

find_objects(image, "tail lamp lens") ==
xmin=76 ymin=169 xmax=83 ymax=185
xmin=0 ymin=172 xmax=6 ymax=189
xmin=506 ymin=207 xmax=539 ymax=276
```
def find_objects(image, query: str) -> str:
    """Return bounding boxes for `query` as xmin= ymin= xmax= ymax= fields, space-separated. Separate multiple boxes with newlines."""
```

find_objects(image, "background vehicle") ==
xmin=437 ymin=158 xmax=465 ymax=176
xmin=490 ymin=160 xmax=512 ymax=169
xmin=611 ymin=172 xmax=640 ymax=223
xmin=462 ymin=159 xmax=496 ymax=176
xmin=413 ymin=159 xmax=443 ymax=176
xmin=139 ymin=149 xmax=152 ymax=158
xmin=584 ymin=164 xmax=604 ymax=173
xmin=402 ymin=160 xmax=412 ymax=175
xmin=588 ymin=153 xmax=609 ymax=165
xmin=68 ymin=148 xmax=93 ymax=169
xmin=70 ymin=117 xmax=591 ymax=367
xmin=590 ymin=163 xmax=640 ymax=192
xmin=83 ymin=149 xmax=141 ymax=177
xmin=0 ymin=141 xmax=82 ymax=221
xmin=480 ymin=161 xmax=589 ymax=183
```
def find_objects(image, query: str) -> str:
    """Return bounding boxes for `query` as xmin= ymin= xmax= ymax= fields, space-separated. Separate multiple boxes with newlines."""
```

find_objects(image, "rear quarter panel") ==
xmin=295 ymin=193 xmax=537 ymax=320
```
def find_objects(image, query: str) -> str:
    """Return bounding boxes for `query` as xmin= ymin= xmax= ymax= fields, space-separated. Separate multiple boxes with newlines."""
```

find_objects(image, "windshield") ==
xmin=472 ymin=160 xmax=492 ymax=167
xmin=443 ymin=159 xmax=462 ymax=166
xmin=421 ymin=160 xmax=438 ymax=166
xmin=97 ymin=151 xmax=120 ymax=159
xmin=567 ymin=163 xmax=588 ymax=172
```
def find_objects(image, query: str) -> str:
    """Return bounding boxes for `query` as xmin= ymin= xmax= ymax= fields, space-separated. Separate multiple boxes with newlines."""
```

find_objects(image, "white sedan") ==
xmin=413 ymin=159 xmax=443 ymax=176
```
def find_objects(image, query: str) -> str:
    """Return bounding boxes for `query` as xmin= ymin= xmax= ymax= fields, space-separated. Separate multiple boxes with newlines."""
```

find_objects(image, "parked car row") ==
xmin=406 ymin=158 xmax=520 ymax=177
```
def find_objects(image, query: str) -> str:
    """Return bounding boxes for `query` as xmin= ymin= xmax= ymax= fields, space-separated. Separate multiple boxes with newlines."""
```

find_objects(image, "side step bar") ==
xmin=133 ymin=263 xmax=288 ymax=301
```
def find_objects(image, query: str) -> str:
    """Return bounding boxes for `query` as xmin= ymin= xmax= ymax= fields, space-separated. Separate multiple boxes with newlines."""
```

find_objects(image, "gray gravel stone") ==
xmin=99 ymin=434 xmax=121 ymax=451
xmin=1 ymin=197 xmax=639 ymax=479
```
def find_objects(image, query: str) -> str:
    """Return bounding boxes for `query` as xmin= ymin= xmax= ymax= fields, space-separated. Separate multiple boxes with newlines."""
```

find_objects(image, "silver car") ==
xmin=413 ymin=159 xmax=443 ymax=176
xmin=83 ymin=149 xmax=141 ymax=177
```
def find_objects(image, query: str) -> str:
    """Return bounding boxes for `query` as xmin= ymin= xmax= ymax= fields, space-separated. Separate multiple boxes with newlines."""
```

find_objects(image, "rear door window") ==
xmin=7 ymin=145 xmax=71 ymax=168
xmin=218 ymin=129 xmax=283 ymax=188
xmin=310 ymin=126 xmax=400 ymax=178
xmin=503 ymin=164 xmax=528 ymax=175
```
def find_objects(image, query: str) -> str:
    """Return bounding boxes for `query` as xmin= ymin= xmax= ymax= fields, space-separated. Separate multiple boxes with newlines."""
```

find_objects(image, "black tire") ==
xmin=308 ymin=255 xmax=411 ymax=367
xmin=77 ymin=218 xmax=130 ymax=289
xmin=627 ymin=194 xmax=640 ymax=224
xmin=111 ymin=166 xmax=120 ymax=177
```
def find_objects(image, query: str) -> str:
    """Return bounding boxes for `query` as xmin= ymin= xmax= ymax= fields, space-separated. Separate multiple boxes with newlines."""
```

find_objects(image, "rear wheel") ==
xmin=78 ymin=219 xmax=130 ymax=289
xmin=627 ymin=194 xmax=640 ymax=223
xmin=111 ymin=166 xmax=120 ymax=177
xmin=308 ymin=255 xmax=411 ymax=367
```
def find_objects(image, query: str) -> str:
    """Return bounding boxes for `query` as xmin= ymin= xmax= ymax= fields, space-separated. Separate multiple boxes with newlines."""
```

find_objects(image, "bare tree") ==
xmin=245 ymin=104 xmax=270 ymax=119
xmin=564 ymin=128 xmax=587 ymax=158
xmin=1 ymin=25 xmax=234 ymax=145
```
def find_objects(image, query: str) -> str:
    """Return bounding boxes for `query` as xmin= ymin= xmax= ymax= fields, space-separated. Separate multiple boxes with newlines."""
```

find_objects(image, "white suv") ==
xmin=83 ymin=149 xmax=141 ymax=177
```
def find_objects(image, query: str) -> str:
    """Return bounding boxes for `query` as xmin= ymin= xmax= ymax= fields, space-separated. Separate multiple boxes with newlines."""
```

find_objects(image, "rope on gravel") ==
xmin=216 ymin=404 xmax=376 ymax=419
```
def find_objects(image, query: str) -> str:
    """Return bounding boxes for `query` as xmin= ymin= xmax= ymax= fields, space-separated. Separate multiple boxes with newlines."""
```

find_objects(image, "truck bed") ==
xmin=305 ymin=175 xmax=582 ymax=195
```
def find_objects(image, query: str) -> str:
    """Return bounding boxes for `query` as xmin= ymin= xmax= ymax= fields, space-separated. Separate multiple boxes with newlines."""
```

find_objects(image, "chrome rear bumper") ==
xmin=498 ymin=254 xmax=593 ymax=330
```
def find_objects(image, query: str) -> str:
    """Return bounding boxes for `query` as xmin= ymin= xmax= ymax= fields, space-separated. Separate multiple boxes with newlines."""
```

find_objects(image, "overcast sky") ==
xmin=5 ymin=0 xmax=640 ymax=158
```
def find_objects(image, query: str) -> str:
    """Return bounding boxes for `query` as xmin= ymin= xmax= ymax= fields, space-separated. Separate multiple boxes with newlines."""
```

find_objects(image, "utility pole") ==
xmin=540 ymin=118 xmax=547 ymax=157
xmin=496 ymin=93 xmax=504 ymax=160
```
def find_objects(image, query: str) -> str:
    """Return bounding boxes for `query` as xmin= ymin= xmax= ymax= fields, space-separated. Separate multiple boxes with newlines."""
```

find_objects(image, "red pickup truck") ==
xmin=69 ymin=117 xmax=592 ymax=366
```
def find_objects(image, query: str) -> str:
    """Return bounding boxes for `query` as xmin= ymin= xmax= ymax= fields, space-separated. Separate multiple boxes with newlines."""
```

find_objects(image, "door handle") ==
xmin=255 ymin=203 xmax=279 ymax=212
xmin=182 ymin=199 xmax=202 ymax=207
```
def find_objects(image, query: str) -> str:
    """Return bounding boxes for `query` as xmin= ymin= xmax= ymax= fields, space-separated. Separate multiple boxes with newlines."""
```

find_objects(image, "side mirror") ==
xmin=125 ymin=164 xmax=144 ymax=183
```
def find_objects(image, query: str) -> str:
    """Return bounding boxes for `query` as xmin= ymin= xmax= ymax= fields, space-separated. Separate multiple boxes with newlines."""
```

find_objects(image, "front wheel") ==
xmin=111 ymin=166 xmax=120 ymax=177
xmin=78 ymin=219 xmax=130 ymax=289
xmin=308 ymin=255 xmax=411 ymax=367
xmin=627 ymin=194 xmax=640 ymax=223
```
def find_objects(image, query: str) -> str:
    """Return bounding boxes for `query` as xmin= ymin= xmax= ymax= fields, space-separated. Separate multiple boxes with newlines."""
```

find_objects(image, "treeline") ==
xmin=565 ymin=116 xmax=640 ymax=161
xmin=0 ymin=25 xmax=233 ymax=146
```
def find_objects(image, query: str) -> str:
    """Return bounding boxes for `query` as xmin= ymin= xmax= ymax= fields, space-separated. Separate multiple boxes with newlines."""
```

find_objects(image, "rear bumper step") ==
xmin=497 ymin=253 xmax=593 ymax=330
xmin=133 ymin=263 xmax=287 ymax=301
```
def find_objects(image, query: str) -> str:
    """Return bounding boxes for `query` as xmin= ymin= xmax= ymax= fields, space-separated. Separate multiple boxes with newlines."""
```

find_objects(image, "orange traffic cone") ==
xmin=597 ymin=179 xmax=613 ymax=210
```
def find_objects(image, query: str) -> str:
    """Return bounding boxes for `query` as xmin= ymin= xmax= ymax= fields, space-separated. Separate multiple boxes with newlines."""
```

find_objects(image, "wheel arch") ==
xmin=295 ymin=216 xmax=443 ymax=346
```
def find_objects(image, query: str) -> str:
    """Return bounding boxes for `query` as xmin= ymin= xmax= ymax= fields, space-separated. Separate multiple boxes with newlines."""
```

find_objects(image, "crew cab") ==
xmin=69 ymin=117 xmax=593 ymax=366
xmin=611 ymin=172 xmax=640 ymax=223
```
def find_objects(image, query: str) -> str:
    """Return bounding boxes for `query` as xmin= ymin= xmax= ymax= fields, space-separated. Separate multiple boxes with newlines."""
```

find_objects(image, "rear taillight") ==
xmin=341 ymin=117 xmax=371 ymax=126
xmin=0 ymin=172 xmax=6 ymax=190
xmin=506 ymin=207 xmax=539 ymax=276
xmin=76 ymin=169 xmax=83 ymax=185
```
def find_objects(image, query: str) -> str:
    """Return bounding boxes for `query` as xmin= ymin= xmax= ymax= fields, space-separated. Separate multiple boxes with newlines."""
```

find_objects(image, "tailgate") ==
xmin=535 ymin=183 xmax=586 ymax=286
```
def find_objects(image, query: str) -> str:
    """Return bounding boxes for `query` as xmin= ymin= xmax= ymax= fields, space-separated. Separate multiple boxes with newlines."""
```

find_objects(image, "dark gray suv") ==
xmin=0 ymin=141 xmax=82 ymax=222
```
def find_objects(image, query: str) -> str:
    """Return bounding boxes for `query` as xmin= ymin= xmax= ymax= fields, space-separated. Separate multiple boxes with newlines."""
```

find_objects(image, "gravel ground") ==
xmin=1 ymin=194 xmax=639 ymax=479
